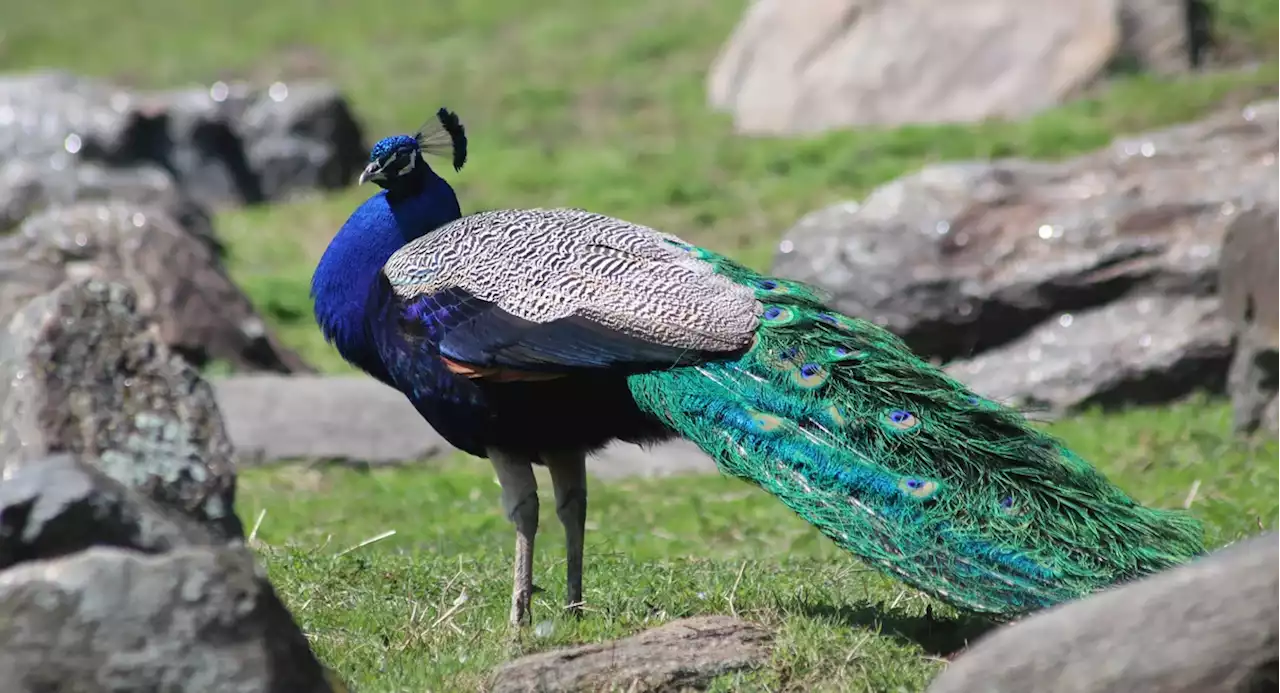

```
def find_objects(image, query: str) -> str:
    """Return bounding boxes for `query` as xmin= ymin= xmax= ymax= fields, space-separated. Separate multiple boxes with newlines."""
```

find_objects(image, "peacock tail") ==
xmin=626 ymin=239 xmax=1205 ymax=618
xmin=373 ymin=204 xmax=1205 ymax=618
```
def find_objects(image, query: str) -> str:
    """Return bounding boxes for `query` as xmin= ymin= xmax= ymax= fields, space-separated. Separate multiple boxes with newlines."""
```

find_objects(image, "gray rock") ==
xmin=1118 ymin=0 xmax=1211 ymax=73
xmin=707 ymin=0 xmax=1210 ymax=135
xmin=0 ymin=158 xmax=217 ymax=250
xmin=1220 ymin=206 xmax=1280 ymax=344
xmin=0 ymin=201 xmax=311 ymax=373
xmin=213 ymin=374 xmax=448 ymax=466
xmin=773 ymin=101 xmax=1278 ymax=363
xmin=0 ymin=71 xmax=139 ymax=163
xmin=1219 ymin=206 xmax=1279 ymax=436
xmin=143 ymin=79 xmax=366 ymax=207
xmin=946 ymin=295 xmax=1232 ymax=412
xmin=590 ymin=439 xmax=716 ymax=480
xmin=927 ymin=532 xmax=1279 ymax=693
xmin=0 ymin=545 xmax=335 ymax=693
xmin=234 ymin=80 xmax=368 ymax=202
xmin=1226 ymin=340 xmax=1279 ymax=436
xmin=212 ymin=374 xmax=719 ymax=477
xmin=0 ymin=279 xmax=242 ymax=538
xmin=489 ymin=615 xmax=771 ymax=693
xmin=0 ymin=69 xmax=365 ymax=209
xmin=0 ymin=454 xmax=220 ymax=570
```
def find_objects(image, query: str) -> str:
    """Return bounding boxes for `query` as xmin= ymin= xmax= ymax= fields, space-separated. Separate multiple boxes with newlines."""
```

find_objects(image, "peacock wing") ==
xmin=378 ymin=207 xmax=761 ymax=375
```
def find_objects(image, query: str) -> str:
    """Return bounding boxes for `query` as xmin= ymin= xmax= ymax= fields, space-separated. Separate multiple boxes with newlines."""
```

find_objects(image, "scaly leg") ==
xmin=489 ymin=448 xmax=539 ymax=627
xmin=544 ymin=450 xmax=588 ymax=615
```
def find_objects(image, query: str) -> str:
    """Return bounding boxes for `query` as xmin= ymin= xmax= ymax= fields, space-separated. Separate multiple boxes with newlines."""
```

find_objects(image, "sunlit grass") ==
xmin=237 ymin=397 xmax=1277 ymax=690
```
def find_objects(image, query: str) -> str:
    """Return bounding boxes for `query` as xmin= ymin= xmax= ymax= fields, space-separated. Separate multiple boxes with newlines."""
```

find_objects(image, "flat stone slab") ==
xmin=489 ymin=615 xmax=772 ymax=692
xmin=212 ymin=375 xmax=719 ymax=478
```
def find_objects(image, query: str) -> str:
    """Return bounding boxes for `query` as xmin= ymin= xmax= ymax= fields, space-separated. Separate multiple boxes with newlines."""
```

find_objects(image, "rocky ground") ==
xmin=0 ymin=70 xmax=354 ymax=691
xmin=774 ymin=100 xmax=1279 ymax=422
xmin=1 ymin=3 xmax=1277 ymax=690
xmin=0 ymin=280 xmax=336 ymax=692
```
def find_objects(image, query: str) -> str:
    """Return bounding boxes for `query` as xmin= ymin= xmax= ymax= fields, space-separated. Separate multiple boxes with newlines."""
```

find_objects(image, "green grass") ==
xmin=8 ymin=0 xmax=1279 ymax=689
xmin=239 ymin=397 xmax=1277 ymax=691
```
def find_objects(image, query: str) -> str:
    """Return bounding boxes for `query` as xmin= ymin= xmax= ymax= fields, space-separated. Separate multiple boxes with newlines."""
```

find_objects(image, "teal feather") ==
xmin=627 ymin=240 xmax=1205 ymax=617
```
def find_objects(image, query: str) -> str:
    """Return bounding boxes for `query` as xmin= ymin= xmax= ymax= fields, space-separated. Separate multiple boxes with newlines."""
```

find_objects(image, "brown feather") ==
xmin=440 ymin=357 xmax=566 ymax=382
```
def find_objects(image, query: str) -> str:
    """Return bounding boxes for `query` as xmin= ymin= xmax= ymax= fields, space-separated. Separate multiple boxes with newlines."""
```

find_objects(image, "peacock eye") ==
xmin=884 ymin=408 xmax=919 ymax=431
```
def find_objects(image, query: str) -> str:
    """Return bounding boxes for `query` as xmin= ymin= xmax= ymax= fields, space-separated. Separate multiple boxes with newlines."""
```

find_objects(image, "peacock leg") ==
xmin=544 ymin=450 xmax=588 ymax=616
xmin=488 ymin=448 xmax=540 ymax=627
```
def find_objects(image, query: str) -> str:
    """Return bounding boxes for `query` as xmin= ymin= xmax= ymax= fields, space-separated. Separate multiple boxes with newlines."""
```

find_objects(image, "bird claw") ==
xmin=506 ymin=584 xmax=548 ymax=627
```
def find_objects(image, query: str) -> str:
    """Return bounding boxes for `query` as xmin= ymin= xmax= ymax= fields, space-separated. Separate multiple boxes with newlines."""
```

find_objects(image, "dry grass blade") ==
xmin=336 ymin=529 xmax=397 ymax=557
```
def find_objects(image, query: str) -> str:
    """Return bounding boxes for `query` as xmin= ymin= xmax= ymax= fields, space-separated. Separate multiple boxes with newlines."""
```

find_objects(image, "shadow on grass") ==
xmin=801 ymin=602 xmax=998 ymax=658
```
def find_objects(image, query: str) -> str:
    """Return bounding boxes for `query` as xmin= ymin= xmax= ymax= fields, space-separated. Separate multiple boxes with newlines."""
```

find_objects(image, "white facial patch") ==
xmin=397 ymin=153 xmax=417 ymax=176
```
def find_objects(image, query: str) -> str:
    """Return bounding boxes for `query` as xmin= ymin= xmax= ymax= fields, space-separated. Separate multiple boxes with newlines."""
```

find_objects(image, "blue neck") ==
xmin=311 ymin=164 xmax=462 ymax=382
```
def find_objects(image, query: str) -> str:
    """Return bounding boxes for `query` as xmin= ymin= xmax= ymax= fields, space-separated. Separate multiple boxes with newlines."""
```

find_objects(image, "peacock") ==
xmin=311 ymin=109 xmax=1205 ymax=627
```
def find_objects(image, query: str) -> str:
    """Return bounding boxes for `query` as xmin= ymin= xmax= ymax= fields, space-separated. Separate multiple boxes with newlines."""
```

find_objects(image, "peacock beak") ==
xmin=358 ymin=160 xmax=384 ymax=186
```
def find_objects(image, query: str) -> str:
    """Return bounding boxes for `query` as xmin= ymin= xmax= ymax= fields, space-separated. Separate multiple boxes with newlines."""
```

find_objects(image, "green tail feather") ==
xmin=627 ymin=241 xmax=1204 ymax=618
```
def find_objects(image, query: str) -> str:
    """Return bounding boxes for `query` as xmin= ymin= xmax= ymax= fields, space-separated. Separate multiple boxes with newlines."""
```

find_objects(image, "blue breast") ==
xmin=373 ymin=295 xmax=495 ymax=455
xmin=313 ymin=169 xmax=486 ymax=448
xmin=372 ymin=188 xmax=505 ymax=455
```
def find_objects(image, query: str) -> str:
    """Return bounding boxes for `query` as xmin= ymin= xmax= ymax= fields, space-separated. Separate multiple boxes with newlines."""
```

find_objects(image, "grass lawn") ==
xmin=238 ymin=397 xmax=1277 ymax=691
xmin=6 ymin=0 xmax=1279 ymax=689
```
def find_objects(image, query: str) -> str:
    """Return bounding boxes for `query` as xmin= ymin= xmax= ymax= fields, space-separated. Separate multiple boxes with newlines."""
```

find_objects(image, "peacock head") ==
xmin=359 ymin=107 xmax=468 ymax=189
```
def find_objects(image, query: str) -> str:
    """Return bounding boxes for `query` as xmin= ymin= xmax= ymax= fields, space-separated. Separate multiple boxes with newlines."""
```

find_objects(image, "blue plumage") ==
xmin=310 ymin=144 xmax=462 ymax=386
xmin=311 ymin=110 xmax=672 ymax=459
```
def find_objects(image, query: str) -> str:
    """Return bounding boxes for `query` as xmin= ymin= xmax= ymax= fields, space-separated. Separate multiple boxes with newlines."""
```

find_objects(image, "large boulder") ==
xmin=0 ymin=545 xmax=336 ymax=693
xmin=927 ymin=532 xmax=1279 ymax=693
xmin=0 ymin=454 xmax=220 ymax=569
xmin=138 ymin=78 xmax=368 ymax=207
xmin=1119 ymin=0 xmax=1213 ymax=73
xmin=773 ymin=100 xmax=1278 ymax=410
xmin=0 ymin=278 xmax=242 ymax=538
xmin=944 ymin=295 xmax=1232 ymax=412
xmin=0 ymin=70 xmax=365 ymax=209
xmin=707 ymin=0 xmax=1209 ymax=134
xmin=0 ymin=158 xmax=216 ymax=250
xmin=0 ymin=278 xmax=340 ymax=692
xmin=0 ymin=202 xmax=311 ymax=373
